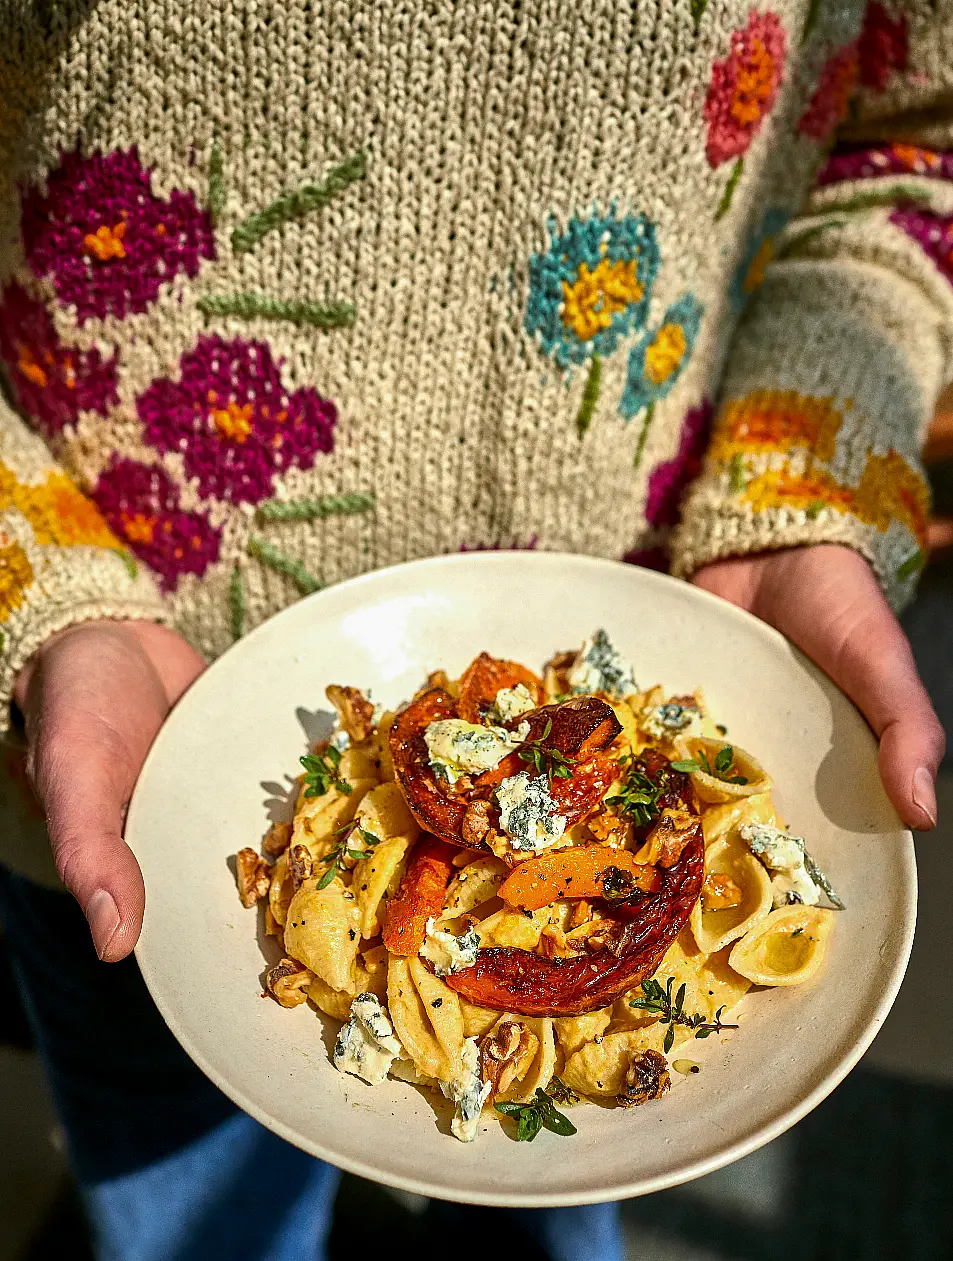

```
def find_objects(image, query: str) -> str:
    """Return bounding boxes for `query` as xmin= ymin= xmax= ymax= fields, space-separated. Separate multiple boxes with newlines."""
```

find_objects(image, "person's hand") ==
xmin=691 ymin=544 xmax=944 ymax=831
xmin=14 ymin=621 xmax=205 ymax=960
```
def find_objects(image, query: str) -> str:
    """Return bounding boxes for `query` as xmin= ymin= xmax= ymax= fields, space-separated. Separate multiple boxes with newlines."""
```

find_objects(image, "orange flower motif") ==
xmin=711 ymin=390 xmax=844 ymax=463
xmin=211 ymin=399 xmax=254 ymax=444
xmin=119 ymin=512 xmax=158 ymax=545
xmin=83 ymin=221 xmax=128 ymax=262
xmin=0 ymin=535 xmax=34 ymax=620
xmin=704 ymin=12 xmax=787 ymax=168
xmin=742 ymin=468 xmax=855 ymax=515
xmin=0 ymin=460 xmax=120 ymax=550
xmin=855 ymin=449 xmax=929 ymax=544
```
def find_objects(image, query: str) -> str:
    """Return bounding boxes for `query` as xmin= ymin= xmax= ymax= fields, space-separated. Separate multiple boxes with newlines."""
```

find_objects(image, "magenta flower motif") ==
xmin=644 ymin=400 xmax=714 ymax=528
xmin=21 ymin=148 xmax=215 ymax=323
xmin=91 ymin=457 xmax=221 ymax=593
xmin=137 ymin=335 xmax=338 ymax=505
xmin=820 ymin=143 xmax=953 ymax=186
xmin=622 ymin=547 xmax=669 ymax=572
xmin=0 ymin=282 xmax=118 ymax=439
xmin=890 ymin=207 xmax=953 ymax=287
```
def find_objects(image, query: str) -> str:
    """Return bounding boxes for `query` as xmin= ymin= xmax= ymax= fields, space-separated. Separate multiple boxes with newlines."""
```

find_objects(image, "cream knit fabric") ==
xmin=0 ymin=0 xmax=950 ymax=723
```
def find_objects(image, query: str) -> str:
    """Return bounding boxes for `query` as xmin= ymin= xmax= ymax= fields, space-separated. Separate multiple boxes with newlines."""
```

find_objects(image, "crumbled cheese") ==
xmin=420 ymin=917 xmax=481 ymax=977
xmin=489 ymin=683 xmax=536 ymax=725
xmin=567 ymin=629 xmax=637 ymax=699
xmin=639 ymin=701 xmax=703 ymax=742
xmin=495 ymin=772 xmax=567 ymax=852
xmin=332 ymin=993 xmax=403 ymax=1086
xmin=740 ymin=823 xmax=820 ymax=909
xmin=329 ymin=728 xmax=350 ymax=753
xmin=424 ymin=718 xmax=529 ymax=785
xmin=440 ymin=1037 xmax=492 ymax=1143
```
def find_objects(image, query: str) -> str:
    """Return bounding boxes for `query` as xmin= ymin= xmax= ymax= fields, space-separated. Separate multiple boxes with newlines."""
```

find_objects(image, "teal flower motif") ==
xmin=525 ymin=210 xmax=661 ymax=436
xmin=620 ymin=293 xmax=705 ymax=469
xmin=730 ymin=209 xmax=788 ymax=312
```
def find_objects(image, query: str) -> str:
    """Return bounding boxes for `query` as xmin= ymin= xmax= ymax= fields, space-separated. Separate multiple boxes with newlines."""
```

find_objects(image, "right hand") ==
xmin=14 ymin=620 xmax=205 ymax=960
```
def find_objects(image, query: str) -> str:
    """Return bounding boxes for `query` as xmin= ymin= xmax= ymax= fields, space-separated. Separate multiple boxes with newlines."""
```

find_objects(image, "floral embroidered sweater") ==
xmin=0 ymin=0 xmax=951 ymax=725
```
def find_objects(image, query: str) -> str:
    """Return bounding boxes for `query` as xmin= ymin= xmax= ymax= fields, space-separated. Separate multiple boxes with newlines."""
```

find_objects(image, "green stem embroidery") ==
xmin=813 ymin=184 xmax=923 ymax=215
xmin=633 ymin=402 xmax=656 ymax=471
xmin=247 ymin=536 xmax=324 ymax=594
xmin=229 ymin=564 xmax=246 ymax=640
xmin=257 ymin=492 xmax=376 ymax=523
xmin=690 ymin=0 xmax=709 ymax=29
xmin=896 ymin=549 xmax=925 ymax=582
xmin=197 ymin=293 xmax=355 ymax=330
xmin=114 ymin=548 xmax=138 ymax=580
xmin=575 ymin=355 xmax=602 ymax=438
xmin=801 ymin=0 xmax=822 ymax=43
xmin=729 ymin=453 xmax=747 ymax=495
xmin=779 ymin=219 xmax=847 ymax=257
xmin=231 ymin=150 xmax=368 ymax=254
xmin=715 ymin=158 xmax=744 ymax=221
xmin=208 ymin=140 xmax=226 ymax=223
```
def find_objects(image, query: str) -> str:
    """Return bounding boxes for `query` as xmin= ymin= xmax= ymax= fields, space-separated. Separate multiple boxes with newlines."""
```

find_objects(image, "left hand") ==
xmin=691 ymin=544 xmax=944 ymax=831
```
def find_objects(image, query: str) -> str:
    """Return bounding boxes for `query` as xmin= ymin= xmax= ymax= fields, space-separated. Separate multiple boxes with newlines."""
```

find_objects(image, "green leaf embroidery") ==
xmin=715 ymin=158 xmax=744 ymax=221
xmin=257 ymin=492 xmax=376 ymax=523
xmin=197 ymin=293 xmax=355 ymax=330
xmin=575 ymin=354 xmax=602 ymax=438
xmin=232 ymin=150 xmax=368 ymax=253
xmin=633 ymin=400 xmax=656 ymax=471
xmin=208 ymin=139 xmax=226 ymax=222
xmin=896 ymin=549 xmax=925 ymax=582
xmin=247 ymin=536 xmax=324 ymax=594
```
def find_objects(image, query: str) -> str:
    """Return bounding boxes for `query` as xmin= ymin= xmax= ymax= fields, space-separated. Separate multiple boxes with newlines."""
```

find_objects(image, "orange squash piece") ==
xmin=499 ymin=846 xmax=660 ymax=911
xmin=457 ymin=652 xmax=544 ymax=723
xmin=382 ymin=834 xmax=457 ymax=956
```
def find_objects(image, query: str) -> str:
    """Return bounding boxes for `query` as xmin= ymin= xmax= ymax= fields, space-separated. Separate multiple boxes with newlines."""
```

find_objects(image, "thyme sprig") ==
xmin=300 ymin=744 xmax=352 ymax=799
xmin=519 ymin=718 xmax=574 ymax=786
xmin=316 ymin=822 xmax=380 ymax=890
xmin=671 ymin=744 xmax=749 ymax=785
xmin=546 ymin=1076 xmax=580 ymax=1106
xmin=629 ymin=977 xmax=739 ymax=1054
xmin=494 ymin=1087 xmax=577 ymax=1142
xmin=604 ymin=754 xmax=668 ymax=827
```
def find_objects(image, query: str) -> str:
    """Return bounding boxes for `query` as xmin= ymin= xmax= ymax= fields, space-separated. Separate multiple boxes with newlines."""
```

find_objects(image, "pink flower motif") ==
xmin=798 ymin=43 xmax=859 ymax=141
xmin=857 ymin=2 xmax=908 ymax=91
xmin=0 ymin=282 xmax=118 ymax=439
xmin=21 ymin=148 xmax=216 ymax=324
xmin=704 ymin=12 xmax=787 ymax=168
xmin=137 ymin=335 xmax=338 ymax=505
xmin=644 ymin=400 xmax=714 ymax=528
xmin=622 ymin=547 xmax=669 ymax=572
xmin=890 ymin=207 xmax=953 ymax=287
xmin=91 ymin=457 xmax=221 ymax=593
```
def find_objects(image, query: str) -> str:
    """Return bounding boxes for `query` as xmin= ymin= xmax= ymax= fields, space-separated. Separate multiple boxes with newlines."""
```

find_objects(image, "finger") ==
xmin=32 ymin=709 xmax=147 ymax=960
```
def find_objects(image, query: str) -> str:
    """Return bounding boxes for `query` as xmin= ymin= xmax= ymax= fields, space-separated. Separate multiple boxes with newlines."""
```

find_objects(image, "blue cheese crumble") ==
xmin=420 ymin=918 xmax=481 ymax=977
xmin=568 ymin=629 xmax=637 ymax=699
xmin=440 ymin=1037 xmax=492 ymax=1143
xmin=332 ymin=993 xmax=403 ymax=1086
xmin=740 ymin=823 xmax=820 ymax=909
xmin=495 ymin=772 xmax=567 ymax=853
xmin=425 ymin=718 xmax=529 ymax=785
xmin=640 ymin=700 xmax=702 ymax=742
xmin=488 ymin=683 xmax=536 ymax=725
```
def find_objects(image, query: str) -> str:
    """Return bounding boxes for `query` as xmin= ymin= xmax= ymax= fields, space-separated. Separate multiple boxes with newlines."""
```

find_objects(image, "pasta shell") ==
xmin=553 ymin=1008 xmax=612 ymax=1056
xmin=284 ymin=878 xmax=362 ymax=992
xmin=729 ymin=905 xmax=835 ymax=986
xmin=562 ymin=1027 xmax=668 ymax=1100
xmin=439 ymin=856 xmax=507 ymax=922
xmin=267 ymin=849 xmax=294 ymax=928
xmin=700 ymin=791 xmax=780 ymax=845
xmin=676 ymin=737 xmax=772 ymax=805
xmin=460 ymin=998 xmax=502 ymax=1040
xmin=374 ymin=712 xmax=397 ymax=783
xmin=474 ymin=905 xmax=552 ymax=949
xmin=307 ymin=962 xmax=385 ymax=1021
xmin=354 ymin=835 xmax=411 ymax=939
xmin=690 ymin=832 xmax=772 ymax=955
xmin=386 ymin=955 xmax=465 ymax=1081
xmin=695 ymin=944 xmax=751 ymax=1014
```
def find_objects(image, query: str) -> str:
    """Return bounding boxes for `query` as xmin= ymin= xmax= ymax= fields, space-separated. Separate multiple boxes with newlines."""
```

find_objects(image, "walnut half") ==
xmin=619 ymin=1049 xmax=671 ymax=1108
xmin=266 ymin=957 xmax=314 ymax=1008
xmin=326 ymin=684 xmax=376 ymax=744
xmin=236 ymin=848 xmax=272 ymax=908
xmin=462 ymin=800 xmax=491 ymax=845
xmin=480 ymin=1019 xmax=535 ymax=1098
xmin=289 ymin=843 xmax=314 ymax=890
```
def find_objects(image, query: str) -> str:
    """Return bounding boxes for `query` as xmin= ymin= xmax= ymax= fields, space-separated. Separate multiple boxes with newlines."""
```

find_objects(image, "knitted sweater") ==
xmin=0 ymin=0 xmax=951 ymax=721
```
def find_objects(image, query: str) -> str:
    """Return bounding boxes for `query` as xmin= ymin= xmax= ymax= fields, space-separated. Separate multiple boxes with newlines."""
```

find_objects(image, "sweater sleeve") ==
xmin=0 ymin=401 xmax=168 ymax=725
xmin=671 ymin=1 xmax=953 ymax=611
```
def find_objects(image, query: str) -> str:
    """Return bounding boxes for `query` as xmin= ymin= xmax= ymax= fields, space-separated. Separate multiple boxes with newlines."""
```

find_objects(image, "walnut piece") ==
xmin=236 ymin=848 xmax=272 ymax=908
xmin=480 ymin=1018 xmax=535 ymax=1098
xmin=289 ymin=843 xmax=314 ymax=890
xmin=619 ymin=1049 xmax=671 ymax=1107
xmin=266 ymin=957 xmax=314 ymax=1008
xmin=543 ymin=650 xmax=576 ymax=701
xmin=702 ymin=871 xmax=744 ymax=910
xmin=326 ymin=684 xmax=376 ymax=743
xmin=642 ymin=808 xmax=696 ymax=868
xmin=462 ymin=800 xmax=492 ymax=845
xmin=262 ymin=820 xmax=292 ymax=858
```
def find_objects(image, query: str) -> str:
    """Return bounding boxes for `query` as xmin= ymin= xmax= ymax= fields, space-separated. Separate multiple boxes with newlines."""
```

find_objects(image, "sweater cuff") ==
xmin=671 ymin=261 xmax=937 ymax=612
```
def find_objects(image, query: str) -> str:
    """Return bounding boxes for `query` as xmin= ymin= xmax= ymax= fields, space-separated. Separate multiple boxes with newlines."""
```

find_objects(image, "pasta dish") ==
xmin=234 ymin=632 xmax=843 ymax=1143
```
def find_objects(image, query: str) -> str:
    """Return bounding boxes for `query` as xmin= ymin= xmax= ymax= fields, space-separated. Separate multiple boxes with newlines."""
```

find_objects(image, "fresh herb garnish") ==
xmin=518 ymin=718 xmax=574 ymax=786
xmin=605 ymin=754 xmax=667 ymax=827
xmin=300 ymin=744 xmax=352 ymax=799
xmin=629 ymin=977 xmax=739 ymax=1054
xmin=316 ymin=823 xmax=380 ymax=890
xmin=546 ymin=1076 xmax=580 ymax=1106
xmin=494 ymin=1088 xmax=577 ymax=1141
xmin=671 ymin=745 xmax=748 ymax=785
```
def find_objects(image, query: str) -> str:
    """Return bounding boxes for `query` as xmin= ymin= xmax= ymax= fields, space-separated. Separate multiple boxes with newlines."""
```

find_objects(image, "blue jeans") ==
xmin=0 ymin=866 xmax=623 ymax=1261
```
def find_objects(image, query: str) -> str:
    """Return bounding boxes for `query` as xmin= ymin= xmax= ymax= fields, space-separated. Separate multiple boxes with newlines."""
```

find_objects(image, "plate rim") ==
xmin=130 ymin=552 xmax=918 ymax=1205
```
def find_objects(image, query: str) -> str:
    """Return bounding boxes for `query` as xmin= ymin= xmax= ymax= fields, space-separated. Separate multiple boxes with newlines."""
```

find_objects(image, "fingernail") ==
xmin=85 ymin=889 xmax=120 ymax=959
xmin=912 ymin=767 xmax=938 ymax=830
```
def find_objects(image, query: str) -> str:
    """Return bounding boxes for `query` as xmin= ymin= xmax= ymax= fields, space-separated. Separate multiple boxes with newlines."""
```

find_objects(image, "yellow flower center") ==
xmin=0 ymin=538 xmax=34 ymax=621
xmin=643 ymin=323 xmax=687 ymax=386
xmin=120 ymin=512 xmax=158 ymax=545
xmin=561 ymin=256 xmax=643 ymax=342
xmin=212 ymin=400 xmax=254 ymax=443
xmin=744 ymin=237 xmax=775 ymax=294
xmin=84 ymin=221 xmax=127 ymax=261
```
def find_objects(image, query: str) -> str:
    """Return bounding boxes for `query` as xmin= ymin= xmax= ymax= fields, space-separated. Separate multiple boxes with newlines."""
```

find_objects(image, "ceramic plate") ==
xmin=128 ymin=553 xmax=916 ymax=1206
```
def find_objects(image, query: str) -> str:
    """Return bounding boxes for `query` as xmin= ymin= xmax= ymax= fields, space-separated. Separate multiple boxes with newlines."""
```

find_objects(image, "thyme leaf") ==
xmin=494 ymin=1088 xmax=577 ymax=1141
xmin=629 ymin=976 xmax=740 ymax=1049
xmin=300 ymin=744 xmax=352 ymax=798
